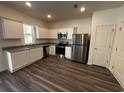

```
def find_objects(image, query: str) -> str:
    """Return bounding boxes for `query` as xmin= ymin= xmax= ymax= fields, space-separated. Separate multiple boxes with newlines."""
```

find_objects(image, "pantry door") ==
xmin=93 ymin=25 xmax=115 ymax=67
xmin=113 ymin=23 xmax=124 ymax=86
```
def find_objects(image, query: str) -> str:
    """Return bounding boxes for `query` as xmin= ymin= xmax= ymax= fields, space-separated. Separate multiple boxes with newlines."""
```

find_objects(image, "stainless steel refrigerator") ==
xmin=71 ymin=34 xmax=89 ymax=64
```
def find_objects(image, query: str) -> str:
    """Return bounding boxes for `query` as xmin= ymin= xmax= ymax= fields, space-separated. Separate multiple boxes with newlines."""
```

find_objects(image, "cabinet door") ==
xmin=2 ymin=19 xmax=23 ymax=39
xmin=0 ymin=51 xmax=3 ymax=71
xmin=49 ymin=29 xmax=58 ymax=39
xmin=49 ymin=45 xmax=55 ymax=55
xmin=44 ymin=28 xmax=49 ymax=38
xmin=11 ymin=50 xmax=30 ymax=72
xmin=36 ymin=26 xmax=49 ymax=39
xmin=30 ymin=47 xmax=43 ymax=63
xmin=65 ymin=46 xmax=72 ymax=59
xmin=57 ymin=28 xmax=74 ymax=39
xmin=58 ymin=28 xmax=66 ymax=33
xmin=93 ymin=25 xmax=115 ymax=67
xmin=66 ymin=28 xmax=74 ymax=39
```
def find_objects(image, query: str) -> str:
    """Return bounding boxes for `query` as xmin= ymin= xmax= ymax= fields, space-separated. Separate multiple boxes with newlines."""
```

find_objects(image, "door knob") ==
xmin=94 ymin=48 xmax=97 ymax=50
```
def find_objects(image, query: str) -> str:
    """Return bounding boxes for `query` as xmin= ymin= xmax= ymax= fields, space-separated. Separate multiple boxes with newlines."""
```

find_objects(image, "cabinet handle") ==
xmin=72 ymin=47 xmax=73 ymax=52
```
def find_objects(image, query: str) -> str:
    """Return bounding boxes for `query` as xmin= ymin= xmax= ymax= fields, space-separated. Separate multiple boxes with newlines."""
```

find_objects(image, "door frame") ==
xmin=111 ymin=22 xmax=124 ymax=89
xmin=92 ymin=24 xmax=116 ymax=68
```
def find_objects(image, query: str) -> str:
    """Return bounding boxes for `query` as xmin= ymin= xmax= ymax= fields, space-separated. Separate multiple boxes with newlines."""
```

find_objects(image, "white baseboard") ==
xmin=87 ymin=62 xmax=92 ymax=65
xmin=108 ymin=68 xmax=124 ymax=89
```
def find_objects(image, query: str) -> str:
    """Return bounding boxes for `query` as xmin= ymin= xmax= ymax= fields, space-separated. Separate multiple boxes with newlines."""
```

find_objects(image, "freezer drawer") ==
xmin=71 ymin=45 xmax=88 ymax=63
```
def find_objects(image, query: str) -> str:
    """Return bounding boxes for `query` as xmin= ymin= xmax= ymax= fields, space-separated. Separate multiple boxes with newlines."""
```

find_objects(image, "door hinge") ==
xmin=112 ymin=29 xmax=114 ymax=32
xmin=106 ymin=60 xmax=109 ymax=63
xmin=120 ymin=27 xmax=122 ymax=31
xmin=112 ymin=66 xmax=114 ymax=69
xmin=109 ymin=46 xmax=111 ymax=48
xmin=94 ymin=48 xmax=97 ymax=50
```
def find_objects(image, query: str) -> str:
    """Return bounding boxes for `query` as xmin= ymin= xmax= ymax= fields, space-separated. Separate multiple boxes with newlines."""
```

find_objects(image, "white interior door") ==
xmin=113 ymin=23 xmax=124 ymax=86
xmin=93 ymin=25 xmax=115 ymax=67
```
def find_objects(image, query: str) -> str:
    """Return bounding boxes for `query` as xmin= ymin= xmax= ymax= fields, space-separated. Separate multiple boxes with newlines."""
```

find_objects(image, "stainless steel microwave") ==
xmin=57 ymin=32 xmax=68 ymax=39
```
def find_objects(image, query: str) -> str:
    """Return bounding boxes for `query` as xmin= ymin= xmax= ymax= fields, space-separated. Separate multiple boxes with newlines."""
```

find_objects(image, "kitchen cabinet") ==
xmin=58 ymin=28 xmax=66 ymax=33
xmin=0 ymin=51 xmax=2 ymax=71
xmin=65 ymin=46 xmax=72 ymax=59
xmin=0 ymin=19 xmax=23 ymax=39
xmin=30 ymin=47 xmax=43 ymax=63
xmin=5 ymin=46 xmax=43 ymax=73
xmin=5 ymin=50 xmax=30 ymax=73
xmin=66 ymin=28 xmax=74 ymax=39
xmin=48 ymin=27 xmax=75 ymax=39
xmin=49 ymin=45 xmax=56 ymax=55
xmin=58 ymin=27 xmax=74 ymax=39
xmin=49 ymin=29 xmax=58 ymax=39
xmin=35 ymin=26 xmax=49 ymax=39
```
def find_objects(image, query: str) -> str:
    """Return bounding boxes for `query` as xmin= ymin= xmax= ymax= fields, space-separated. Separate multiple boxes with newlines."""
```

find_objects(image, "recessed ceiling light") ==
xmin=80 ymin=7 xmax=85 ymax=12
xmin=25 ymin=2 xmax=32 ymax=7
xmin=47 ymin=14 xmax=51 ymax=19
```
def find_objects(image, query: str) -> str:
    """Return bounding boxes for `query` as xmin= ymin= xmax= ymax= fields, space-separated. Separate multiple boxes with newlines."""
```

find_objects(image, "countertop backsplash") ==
xmin=0 ymin=38 xmax=50 ymax=48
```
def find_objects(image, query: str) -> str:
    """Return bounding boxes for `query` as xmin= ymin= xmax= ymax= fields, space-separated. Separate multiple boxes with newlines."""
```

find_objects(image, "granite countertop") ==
xmin=2 ymin=42 xmax=72 ymax=53
xmin=3 ymin=42 xmax=58 ymax=53
xmin=5 ymin=47 xmax=30 ymax=53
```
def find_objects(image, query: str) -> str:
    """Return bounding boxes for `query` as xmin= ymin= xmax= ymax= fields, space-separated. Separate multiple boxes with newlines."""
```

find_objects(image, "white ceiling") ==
xmin=2 ymin=1 xmax=124 ymax=23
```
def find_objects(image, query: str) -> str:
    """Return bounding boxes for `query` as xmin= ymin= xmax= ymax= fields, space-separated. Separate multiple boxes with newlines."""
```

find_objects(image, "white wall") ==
xmin=0 ymin=4 xmax=47 ymax=27
xmin=48 ymin=17 xmax=92 ymax=34
xmin=88 ymin=8 xmax=119 ymax=65
xmin=0 ymin=4 xmax=48 ymax=48
xmin=0 ymin=4 xmax=48 ymax=71
xmin=108 ymin=5 xmax=124 ymax=88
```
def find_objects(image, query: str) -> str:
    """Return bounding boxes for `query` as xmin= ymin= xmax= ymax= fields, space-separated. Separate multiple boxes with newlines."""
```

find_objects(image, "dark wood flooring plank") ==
xmin=0 ymin=56 xmax=123 ymax=92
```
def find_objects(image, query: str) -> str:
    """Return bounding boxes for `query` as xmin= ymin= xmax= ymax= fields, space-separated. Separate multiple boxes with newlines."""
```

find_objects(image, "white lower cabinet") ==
xmin=49 ymin=45 xmax=56 ymax=55
xmin=5 ymin=47 xmax=43 ymax=73
xmin=6 ymin=50 xmax=30 ymax=73
xmin=30 ymin=47 xmax=43 ymax=63
xmin=65 ymin=46 xmax=72 ymax=59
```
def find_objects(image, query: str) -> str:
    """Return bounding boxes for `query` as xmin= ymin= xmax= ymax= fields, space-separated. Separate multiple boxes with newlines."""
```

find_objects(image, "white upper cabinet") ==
xmin=0 ymin=19 xmax=23 ymax=39
xmin=35 ymin=26 xmax=49 ymax=39
xmin=49 ymin=28 xmax=58 ymax=39
xmin=58 ymin=27 xmax=75 ymax=39
xmin=58 ymin=28 xmax=67 ymax=33
xmin=66 ymin=28 xmax=74 ymax=39
xmin=36 ymin=26 xmax=75 ymax=39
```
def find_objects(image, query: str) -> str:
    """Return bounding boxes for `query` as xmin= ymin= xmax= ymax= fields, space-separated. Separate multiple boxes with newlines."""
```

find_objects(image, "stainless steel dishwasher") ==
xmin=43 ymin=45 xmax=49 ymax=58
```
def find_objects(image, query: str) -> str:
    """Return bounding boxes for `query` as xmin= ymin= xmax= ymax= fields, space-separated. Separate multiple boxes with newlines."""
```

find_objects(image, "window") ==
xmin=23 ymin=24 xmax=34 ymax=44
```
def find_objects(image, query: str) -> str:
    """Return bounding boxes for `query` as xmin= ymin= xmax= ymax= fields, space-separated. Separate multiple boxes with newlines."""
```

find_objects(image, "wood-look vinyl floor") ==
xmin=0 ymin=56 xmax=123 ymax=92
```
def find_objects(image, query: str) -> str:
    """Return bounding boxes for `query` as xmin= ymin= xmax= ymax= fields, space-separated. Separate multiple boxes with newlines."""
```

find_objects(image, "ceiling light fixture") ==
xmin=80 ymin=7 xmax=85 ymax=12
xmin=47 ymin=14 xmax=51 ymax=19
xmin=25 ymin=2 xmax=32 ymax=7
